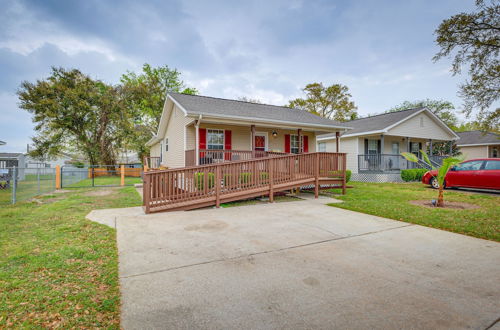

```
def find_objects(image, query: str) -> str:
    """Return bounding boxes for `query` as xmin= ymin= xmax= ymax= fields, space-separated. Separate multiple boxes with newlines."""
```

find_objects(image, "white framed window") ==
xmin=165 ymin=138 xmax=169 ymax=152
xmin=367 ymin=139 xmax=378 ymax=154
xmin=290 ymin=135 xmax=300 ymax=154
xmin=207 ymin=129 xmax=224 ymax=150
xmin=0 ymin=161 xmax=5 ymax=168
xmin=318 ymin=142 xmax=326 ymax=152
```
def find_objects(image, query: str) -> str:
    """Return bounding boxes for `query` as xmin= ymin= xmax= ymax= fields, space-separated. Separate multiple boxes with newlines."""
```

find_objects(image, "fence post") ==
xmin=37 ymin=167 xmax=41 ymax=195
xmin=315 ymin=153 xmax=320 ymax=198
xmin=55 ymin=165 xmax=61 ymax=189
xmin=121 ymin=165 xmax=125 ymax=186
xmin=11 ymin=167 xmax=17 ymax=204
xmin=215 ymin=166 xmax=221 ymax=208
xmin=269 ymin=158 xmax=274 ymax=202
xmin=92 ymin=167 xmax=95 ymax=187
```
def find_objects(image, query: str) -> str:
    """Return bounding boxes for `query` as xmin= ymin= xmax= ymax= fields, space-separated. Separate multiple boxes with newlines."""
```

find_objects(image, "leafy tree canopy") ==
xmin=237 ymin=96 xmax=263 ymax=104
xmin=434 ymin=0 xmax=500 ymax=131
xmin=121 ymin=63 xmax=198 ymax=134
xmin=18 ymin=67 xmax=132 ymax=165
xmin=288 ymin=82 xmax=358 ymax=122
xmin=120 ymin=63 xmax=198 ymax=160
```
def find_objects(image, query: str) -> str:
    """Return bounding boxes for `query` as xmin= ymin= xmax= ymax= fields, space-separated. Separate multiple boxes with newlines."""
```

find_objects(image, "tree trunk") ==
xmin=437 ymin=185 xmax=444 ymax=207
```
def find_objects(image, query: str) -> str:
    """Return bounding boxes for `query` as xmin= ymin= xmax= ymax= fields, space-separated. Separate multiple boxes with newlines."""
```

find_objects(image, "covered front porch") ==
xmin=184 ymin=121 xmax=335 ymax=167
xmin=357 ymin=134 xmax=454 ymax=173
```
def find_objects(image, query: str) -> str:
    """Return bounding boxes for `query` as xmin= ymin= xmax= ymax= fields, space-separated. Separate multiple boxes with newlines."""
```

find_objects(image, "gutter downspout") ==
xmin=195 ymin=115 xmax=202 ymax=166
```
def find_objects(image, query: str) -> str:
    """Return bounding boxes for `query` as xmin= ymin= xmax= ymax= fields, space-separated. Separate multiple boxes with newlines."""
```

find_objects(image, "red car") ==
xmin=422 ymin=158 xmax=500 ymax=190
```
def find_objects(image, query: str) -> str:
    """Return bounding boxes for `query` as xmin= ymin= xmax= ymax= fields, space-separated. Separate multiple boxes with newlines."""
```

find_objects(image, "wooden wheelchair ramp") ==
xmin=143 ymin=152 xmax=347 ymax=214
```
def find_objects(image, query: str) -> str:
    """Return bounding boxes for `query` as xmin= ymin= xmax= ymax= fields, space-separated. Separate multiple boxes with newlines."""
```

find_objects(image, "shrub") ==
xmin=194 ymin=172 xmax=215 ymax=190
xmin=327 ymin=169 xmax=351 ymax=183
xmin=259 ymin=172 xmax=269 ymax=184
xmin=401 ymin=168 xmax=428 ymax=182
xmin=239 ymin=172 xmax=252 ymax=184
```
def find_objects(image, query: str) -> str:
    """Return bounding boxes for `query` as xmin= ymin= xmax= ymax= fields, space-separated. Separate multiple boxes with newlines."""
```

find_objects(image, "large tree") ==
xmin=388 ymin=99 xmax=459 ymax=129
xmin=18 ymin=67 xmax=131 ymax=165
xmin=120 ymin=64 xmax=197 ymax=160
xmin=288 ymin=82 xmax=358 ymax=121
xmin=434 ymin=0 xmax=500 ymax=131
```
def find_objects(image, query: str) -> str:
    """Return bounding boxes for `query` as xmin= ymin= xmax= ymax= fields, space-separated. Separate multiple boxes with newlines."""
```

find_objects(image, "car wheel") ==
xmin=430 ymin=177 xmax=440 ymax=189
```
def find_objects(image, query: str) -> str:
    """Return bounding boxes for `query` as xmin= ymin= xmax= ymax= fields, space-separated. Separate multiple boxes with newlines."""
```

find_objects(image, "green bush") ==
xmin=194 ymin=172 xmax=215 ymax=190
xmin=259 ymin=172 xmax=269 ymax=184
xmin=401 ymin=168 xmax=428 ymax=182
xmin=327 ymin=170 xmax=351 ymax=183
xmin=239 ymin=172 xmax=252 ymax=184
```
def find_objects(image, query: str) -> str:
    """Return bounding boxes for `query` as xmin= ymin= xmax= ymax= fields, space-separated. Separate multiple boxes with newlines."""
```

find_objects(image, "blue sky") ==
xmin=0 ymin=0 xmax=477 ymax=151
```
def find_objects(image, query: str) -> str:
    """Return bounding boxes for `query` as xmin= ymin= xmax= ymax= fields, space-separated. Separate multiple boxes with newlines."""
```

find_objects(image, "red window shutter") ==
xmin=224 ymin=130 xmax=232 ymax=150
xmin=199 ymin=128 xmax=206 ymax=159
xmin=303 ymin=136 xmax=309 ymax=153
xmin=224 ymin=130 xmax=232 ymax=160
xmin=199 ymin=128 xmax=207 ymax=149
xmin=285 ymin=134 xmax=290 ymax=153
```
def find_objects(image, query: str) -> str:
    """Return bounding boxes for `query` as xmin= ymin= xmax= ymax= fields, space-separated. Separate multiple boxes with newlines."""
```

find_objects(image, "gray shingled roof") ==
xmin=0 ymin=153 xmax=23 ymax=158
xmin=169 ymin=93 xmax=349 ymax=128
xmin=319 ymin=107 xmax=425 ymax=139
xmin=456 ymin=131 xmax=500 ymax=146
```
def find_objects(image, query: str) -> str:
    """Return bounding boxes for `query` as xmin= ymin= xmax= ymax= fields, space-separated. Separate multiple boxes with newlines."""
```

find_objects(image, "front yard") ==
xmin=328 ymin=182 xmax=500 ymax=242
xmin=0 ymin=186 xmax=142 ymax=328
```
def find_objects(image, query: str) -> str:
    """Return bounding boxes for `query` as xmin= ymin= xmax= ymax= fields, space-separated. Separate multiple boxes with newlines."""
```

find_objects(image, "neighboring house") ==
xmin=25 ymin=151 xmax=86 ymax=168
xmin=0 ymin=153 xmax=26 ymax=169
xmin=0 ymin=153 xmax=26 ymax=180
xmin=146 ymin=93 xmax=350 ymax=168
xmin=456 ymin=131 xmax=500 ymax=159
xmin=317 ymin=108 xmax=459 ymax=182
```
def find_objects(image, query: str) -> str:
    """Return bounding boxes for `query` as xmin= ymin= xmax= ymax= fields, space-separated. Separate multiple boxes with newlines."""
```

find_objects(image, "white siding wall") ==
xmin=387 ymin=112 xmax=455 ymax=140
xmin=322 ymin=137 xmax=358 ymax=173
xmin=459 ymin=145 xmax=488 ymax=160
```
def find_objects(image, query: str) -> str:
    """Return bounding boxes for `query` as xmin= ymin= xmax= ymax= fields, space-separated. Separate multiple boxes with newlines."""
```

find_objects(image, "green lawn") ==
xmin=0 ymin=186 xmax=142 ymax=328
xmin=327 ymin=182 xmax=500 ymax=241
xmin=64 ymin=176 xmax=142 ymax=188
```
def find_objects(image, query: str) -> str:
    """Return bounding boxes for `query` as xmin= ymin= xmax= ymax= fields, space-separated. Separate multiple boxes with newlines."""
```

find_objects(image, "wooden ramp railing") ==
xmin=143 ymin=152 xmax=346 ymax=214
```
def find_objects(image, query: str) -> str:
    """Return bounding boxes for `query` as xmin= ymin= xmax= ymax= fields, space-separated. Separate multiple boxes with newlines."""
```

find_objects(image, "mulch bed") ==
xmin=409 ymin=200 xmax=480 ymax=210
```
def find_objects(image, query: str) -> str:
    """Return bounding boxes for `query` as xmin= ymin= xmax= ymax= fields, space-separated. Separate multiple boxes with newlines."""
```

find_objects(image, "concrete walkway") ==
xmin=87 ymin=195 xmax=500 ymax=330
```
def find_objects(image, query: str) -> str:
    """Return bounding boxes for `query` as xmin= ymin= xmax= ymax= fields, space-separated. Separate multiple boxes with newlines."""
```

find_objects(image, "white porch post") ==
xmin=407 ymin=137 xmax=411 ymax=152
xmin=429 ymin=139 xmax=433 ymax=155
xmin=380 ymin=134 xmax=385 ymax=154
xmin=297 ymin=128 xmax=303 ymax=153
xmin=195 ymin=123 xmax=200 ymax=166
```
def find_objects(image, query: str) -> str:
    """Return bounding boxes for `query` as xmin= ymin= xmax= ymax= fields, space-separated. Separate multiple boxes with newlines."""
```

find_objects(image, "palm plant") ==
xmin=401 ymin=150 xmax=463 ymax=207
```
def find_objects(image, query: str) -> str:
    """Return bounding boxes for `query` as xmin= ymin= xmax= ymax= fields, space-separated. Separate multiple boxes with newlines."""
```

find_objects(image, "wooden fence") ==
xmin=143 ymin=152 xmax=346 ymax=213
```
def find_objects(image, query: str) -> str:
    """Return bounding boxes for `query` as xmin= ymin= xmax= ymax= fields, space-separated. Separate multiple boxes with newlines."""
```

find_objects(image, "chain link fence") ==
xmin=61 ymin=165 xmax=143 ymax=188
xmin=0 ymin=167 xmax=56 ymax=205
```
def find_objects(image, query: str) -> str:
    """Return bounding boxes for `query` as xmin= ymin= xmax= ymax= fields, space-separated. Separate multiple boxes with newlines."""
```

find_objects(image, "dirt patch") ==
xmin=409 ymin=200 xmax=480 ymax=210
xmin=53 ymin=189 xmax=72 ymax=194
xmin=84 ymin=189 xmax=115 ymax=197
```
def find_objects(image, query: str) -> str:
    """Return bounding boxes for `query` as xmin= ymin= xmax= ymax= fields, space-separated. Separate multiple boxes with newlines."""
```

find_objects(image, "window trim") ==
xmin=318 ymin=142 xmax=326 ymax=152
xmin=206 ymin=128 xmax=225 ymax=150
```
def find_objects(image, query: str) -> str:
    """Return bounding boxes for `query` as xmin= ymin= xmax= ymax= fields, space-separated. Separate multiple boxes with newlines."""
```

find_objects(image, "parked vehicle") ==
xmin=422 ymin=158 xmax=500 ymax=190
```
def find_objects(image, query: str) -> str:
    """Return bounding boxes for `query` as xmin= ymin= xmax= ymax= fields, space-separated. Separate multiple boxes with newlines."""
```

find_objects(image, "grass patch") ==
xmin=327 ymin=182 xmax=500 ymax=241
xmin=0 ymin=186 xmax=142 ymax=328
xmin=221 ymin=195 xmax=302 ymax=208
xmin=64 ymin=176 xmax=142 ymax=188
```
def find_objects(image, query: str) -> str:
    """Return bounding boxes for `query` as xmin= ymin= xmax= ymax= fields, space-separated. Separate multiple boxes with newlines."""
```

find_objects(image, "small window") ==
xmin=484 ymin=160 xmax=500 ymax=170
xmin=420 ymin=117 xmax=424 ymax=127
xmin=0 ymin=161 xmax=5 ymax=168
xmin=290 ymin=135 xmax=300 ymax=154
xmin=318 ymin=142 xmax=326 ymax=152
xmin=367 ymin=139 xmax=378 ymax=154
xmin=165 ymin=138 xmax=169 ymax=152
xmin=207 ymin=129 xmax=224 ymax=150
xmin=492 ymin=147 xmax=498 ymax=158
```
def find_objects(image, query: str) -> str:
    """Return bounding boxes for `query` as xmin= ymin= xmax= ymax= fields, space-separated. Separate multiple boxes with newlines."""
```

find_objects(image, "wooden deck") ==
xmin=143 ymin=152 xmax=347 ymax=213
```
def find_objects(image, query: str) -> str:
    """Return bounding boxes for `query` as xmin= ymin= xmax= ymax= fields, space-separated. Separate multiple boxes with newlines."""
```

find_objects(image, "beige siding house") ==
xmin=317 ymin=108 xmax=459 ymax=182
xmin=456 ymin=131 xmax=500 ymax=160
xmin=146 ymin=93 xmax=349 ymax=168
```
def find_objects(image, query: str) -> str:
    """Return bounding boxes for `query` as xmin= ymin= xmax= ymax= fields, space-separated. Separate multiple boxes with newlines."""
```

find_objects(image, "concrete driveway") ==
xmin=87 ymin=195 xmax=500 ymax=330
